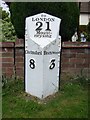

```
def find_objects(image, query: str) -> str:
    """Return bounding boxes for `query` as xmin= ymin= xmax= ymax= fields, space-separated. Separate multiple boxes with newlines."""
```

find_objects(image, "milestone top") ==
xmin=25 ymin=13 xmax=61 ymax=48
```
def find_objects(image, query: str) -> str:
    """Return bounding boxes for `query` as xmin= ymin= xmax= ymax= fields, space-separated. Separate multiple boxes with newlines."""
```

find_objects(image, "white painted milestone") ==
xmin=25 ymin=13 xmax=61 ymax=48
xmin=25 ymin=13 xmax=61 ymax=99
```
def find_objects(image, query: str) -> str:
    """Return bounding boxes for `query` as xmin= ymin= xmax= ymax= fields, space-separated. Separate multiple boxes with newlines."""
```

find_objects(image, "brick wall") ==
xmin=1 ymin=42 xmax=14 ymax=77
xmin=61 ymin=42 xmax=90 ymax=78
xmin=1 ymin=39 xmax=24 ymax=78
xmin=0 ymin=39 xmax=90 ymax=78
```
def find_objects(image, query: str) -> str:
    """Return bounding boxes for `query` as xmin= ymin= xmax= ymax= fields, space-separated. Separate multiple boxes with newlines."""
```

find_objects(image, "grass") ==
xmin=2 ymin=77 xmax=88 ymax=118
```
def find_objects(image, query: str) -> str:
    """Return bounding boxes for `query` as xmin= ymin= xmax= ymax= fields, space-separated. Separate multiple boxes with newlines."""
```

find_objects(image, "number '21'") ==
xmin=36 ymin=22 xmax=51 ymax=31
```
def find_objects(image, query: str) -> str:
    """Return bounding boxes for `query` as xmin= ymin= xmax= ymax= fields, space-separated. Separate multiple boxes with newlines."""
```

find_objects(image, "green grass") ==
xmin=2 ymin=78 xmax=88 ymax=118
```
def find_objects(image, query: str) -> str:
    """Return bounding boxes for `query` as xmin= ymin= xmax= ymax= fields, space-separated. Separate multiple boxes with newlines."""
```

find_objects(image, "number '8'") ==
xmin=29 ymin=58 xmax=55 ymax=70
xmin=29 ymin=59 xmax=35 ymax=69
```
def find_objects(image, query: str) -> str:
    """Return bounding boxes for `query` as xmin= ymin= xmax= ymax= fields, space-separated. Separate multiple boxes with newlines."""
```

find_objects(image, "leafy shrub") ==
xmin=72 ymin=69 xmax=89 ymax=88
xmin=79 ymin=23 xmax=90 ymax=41
xmin=79 ymin=25 xmax=87 ymax=33
xmin=87 ymin=22 xmax=90 ymax=41
xmin=87 ymin=21 xmax=90 ymax=33
xmin=87 ymin=34 xmax=90 ymax=41
xmin=73 ymin=75 xmax=89 ymax=88
xmin=0 ymin=8 xmax=16 ymax=42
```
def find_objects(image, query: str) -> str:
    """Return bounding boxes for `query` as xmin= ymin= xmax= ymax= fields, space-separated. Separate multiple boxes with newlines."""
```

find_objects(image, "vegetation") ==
xmin=2 ymin=76 xmax=88 ymax=118
xmin=87 ymin=22 xmax=90 ymax=41
xmin=79 ymin=22 xmax=90 ymax=41
xmin=0 ymin=8 xmax=2 ymax=41
xmin=87 ymin=21 xmax=90 ymax=33
xmin=0 ymin=7 xmax=16 ymax=42
xmin=79 ymin=25 xmax=87 ymax=33
xmin=9 ymin=2 xmax=79 ymax=41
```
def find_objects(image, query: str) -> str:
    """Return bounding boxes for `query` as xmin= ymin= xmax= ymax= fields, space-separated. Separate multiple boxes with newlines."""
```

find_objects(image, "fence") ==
xmin=0 ymin=39 xmax=90 ymax=79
